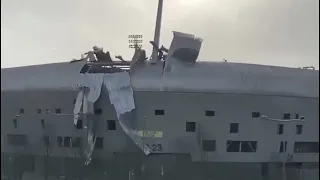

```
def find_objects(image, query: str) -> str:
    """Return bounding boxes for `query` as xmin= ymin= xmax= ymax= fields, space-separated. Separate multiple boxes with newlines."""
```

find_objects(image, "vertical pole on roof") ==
xmin=150 ymin=0 xmax=163 ymax=64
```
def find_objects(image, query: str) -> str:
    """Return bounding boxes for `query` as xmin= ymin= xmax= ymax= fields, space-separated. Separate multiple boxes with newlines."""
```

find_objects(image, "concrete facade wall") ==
xmin=1 ymin=90 xmax=318 ymax=163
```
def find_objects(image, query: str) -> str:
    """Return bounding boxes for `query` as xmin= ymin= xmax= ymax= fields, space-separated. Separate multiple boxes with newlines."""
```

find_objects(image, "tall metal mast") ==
xmin=150 ymin=0 xmax=163 ymax=64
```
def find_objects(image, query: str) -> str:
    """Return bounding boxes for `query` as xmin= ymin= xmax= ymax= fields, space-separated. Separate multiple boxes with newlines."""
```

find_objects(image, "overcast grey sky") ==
xmin=1 ymin=0 xmax=319 ymax=68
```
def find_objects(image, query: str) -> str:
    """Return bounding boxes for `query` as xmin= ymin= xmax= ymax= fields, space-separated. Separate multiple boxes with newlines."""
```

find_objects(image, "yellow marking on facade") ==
xmin=137 ymin=130 xmax=163 ymax=138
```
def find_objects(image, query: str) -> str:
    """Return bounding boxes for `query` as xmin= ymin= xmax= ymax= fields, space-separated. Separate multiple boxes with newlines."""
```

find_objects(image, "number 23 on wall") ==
xmin=145 ymin=144 xmax=162 ymax=152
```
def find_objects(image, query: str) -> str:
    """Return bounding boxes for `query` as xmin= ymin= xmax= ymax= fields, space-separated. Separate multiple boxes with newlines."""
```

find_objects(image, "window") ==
xmin=63 ymin=137 xmax=71 ymax=147
xmin=76 ymin=120 xmax=83 ymax=129
xmin=205 ymin=110 xmax=215 ymax=117
xmin=95 ymin=137 xmax=103 ymax=149
xmin=7 ymin=134 xmax=27 ymax=146
xmin=40 ymin=119 xmax=45 ymax=129
xmin=186 ymin=122 xmax=196 ymax=132
xmin=20 ymin=108 xmax=24 ymax=114
xmin=227 ymin=141 xmax=240 ymax=152
xmin=227 ymin=141 xmax=257 ymax=153
xmin=107 ymin=120 xmax=116 ymax=130
xmin=57 ymin=136 xmax=63 ymax=147
xmin=294 ymin=142 xmax=319 ymax=153
xmin=278 ymin=124 xmax=284 ymax=134
xmin=296 ymin=125 xmax=303 ymax=135
xmin=73 ymin=99 xmax=76 ymax=104
xmin=202 ymin=140 xmax=216 ymax=152
xmin=241 ymin=141 xmax=257 ymax=152
xmin=43 ymin=136 xmax=50 ymax=146
xmin=252 ymin=112 xmax=261 ymax=118
xmin=37 ymin=109 xmax=42 ymax=114
xmin=55 ymin=109 xmax=61 ymax=114
xmin=46 ymin=109 xmax=50 ymax=114
xmin=279 ymin=141 xmax=287 ymax=153
xmin=229 ymin=123 xmax=239 ymax=133
xmin=285 ymin=141 xmax=287 ymax=152
xmin=13 ymin=119 xmax=18 ymax=128
xmin=295 ymin=114 xmax=300 ymax=119
xmin=57 ymin=136 xmax=81 ymax=148
xmin=71 ymin=137 xmax=82 ymax=148
xmin=80 ymin=64 xmax=90 ymax=73
xmin=155 ymin=110 xmax=164 ymax=115
xmin=94 ymin=109 xmax=102 ymax=115
xmin=283 ymin=113 xmax=291 ymax=120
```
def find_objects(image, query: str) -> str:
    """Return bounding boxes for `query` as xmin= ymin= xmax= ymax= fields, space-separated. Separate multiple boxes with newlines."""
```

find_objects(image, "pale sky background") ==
xmin=1 ymin=0 xmax=319 ymax=68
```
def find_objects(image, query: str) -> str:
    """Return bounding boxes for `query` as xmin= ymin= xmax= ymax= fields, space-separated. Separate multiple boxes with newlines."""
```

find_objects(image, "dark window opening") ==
xmin=72 ymin=137 xmax=82 ymax=148
xmin=279 ymin=142 xmax=284 ymax=152
xmin=155 ymin=110 xmax=165 ymax=115
xmin=186 ymin=122 xmax=196 ymax=132
xmin=73 ymin=99 xmax=76 ymax=104
xmin=13 ymin=119 xmax=18 ymax=128
xmin=279 ymin=141 xmax=287 ymax=153
xmin=94 ymin=109 xmax=102 ymax=115
xmin=40 ymin=119 xmax=45 ymax=129
xmin=241 ymin=141 xmax=257 ymax=152
xmin=55 ymin=109 xmax=61 ymax=114
xmin=20 ymin=108 xmax=24 ymax=114
xmin=229 ymin=123 xmax=239 ymax=133
xmin=227 ymin=140 xmax=240 ymax=152
xmin=95 ymin=137 xmax=103 ymax=149
xmin=107 ymin=120 xmax=116 ymax=130
xmin=205 ymin=110 xmax=215 ymax=117
xmin=43 ymin=136 xmax=50 ymax=146
xmin=37 ymin=109 xmax=42 ymax=114
xmin=285 ymin=141 xmax=287 ymax=151
xmin=76 ymin=120 xmax=83 ymax=129
xmin=296 ymin=125 xmax=303 ymax=135
xmin=57 ymin=136 xmax=81 ymax=148
xmin=80 ymin=64 xmax=90 ymax=74
xmin=278 ymin=124 xmax=284 ymax=134
xmin=283 ymin=113 xmax=291 ymax=120
xmin=295 ymin=114 xmax=300 ymax=119
xmin=252 ymin=112 xmax=261 ymax=118
xmin=7 ymin=134 xmax=27 ymax=146
xmin=46 ymin=109 xmax=50 ymax=114
xmin=57 ymin=136 xmax=63 ymax=147
xmin=63 ymin=137 xmax=71 ymax=147
xmin=294 ymin=142 xmax=319 ymax=153
xmin=202 ymin=140 xmax=216 ymax=152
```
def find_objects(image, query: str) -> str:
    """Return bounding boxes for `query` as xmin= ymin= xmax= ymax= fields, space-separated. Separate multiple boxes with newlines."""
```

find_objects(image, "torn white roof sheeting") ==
xmin=1 ymin=61 xmax=319 ymax=98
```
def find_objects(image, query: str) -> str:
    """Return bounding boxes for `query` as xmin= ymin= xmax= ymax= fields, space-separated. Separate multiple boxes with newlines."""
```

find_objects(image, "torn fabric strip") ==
xmin=103 ymin=72 xmax=151 ymax=155
xmin=74 ymin=74 xmax=104 ymax=165
xmin=73 ymin=72 xmax=151 ymax=162
xmin=73 ymin=89 xmax=84 ymax=125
